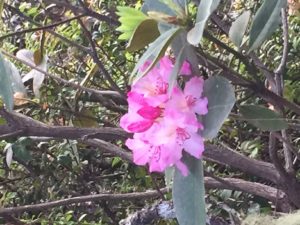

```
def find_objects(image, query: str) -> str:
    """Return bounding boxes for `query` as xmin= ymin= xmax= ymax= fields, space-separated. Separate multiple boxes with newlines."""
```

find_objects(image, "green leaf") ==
xmin=171 ymin=30 xmax=201 ymax=74
xmin=173 ymin=155 xmax=206 ymax=225
xmin=0 ymin=0 xmax=4 ymax=17
xmin=248 ymin=0 xmax=287 ymax=53
xmin=78 ymin=214 xmax=87 ymax=222
xmin=12 ymin=142 xmax=32 ymax=163
xmin=5 ymin=144 xmax=13 ymax=168
xmin=58 ymin=154 xmax=73 ymax=169
xmin=0 ymin=117 xmax=6 ymax=125
xmin=187 ymin=0 xmax=220 ymax=46
xmin=116 ymin=6 xmax=148 ymax=40
xmin=168 ymin=44 xmax=187 ymax=93
xmin=229 ymin=11 xmax=251 ymax=48
xmin=130 ymin=27 xmax=181 ymax=83
xmin=142 ymin=0 xmax=176 ymax=16
xmin=239 ymin=105 xmax=288 ymax=131
xmin=72 ymin=109 xmax=98 ymax=128
xmin=202 ymin=76 xmax=235 ymax=139
xmin=112 ymin=157 xmax=122 ymax=167
xmin=159 ymin=0 xmax=187 ymax=16
xmin=0 ymin=53 xmax=14 ymax=111
xmin=127 ymin=19 xmax=160 ymax=52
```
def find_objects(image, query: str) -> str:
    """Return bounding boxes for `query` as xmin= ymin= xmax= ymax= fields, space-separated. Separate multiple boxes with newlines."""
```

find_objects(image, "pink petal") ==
xmin=193 ymin=97 xmax=208 ymax=115
xmin=138 ymin=106 xmax=161 ymax=120
xmin=127 ymin=91 xmax=147 ymax=107
xmin=126 ymin=139 xmax=149 ymax=165
xmin=158 ymin=57 xmax=173 ymax=81
xmin=184 ymin=77 xmax=204 ymax=99
xmin=175 ymin=160 xmax=189 ymax=176
xmin=149 ymin=160 xmax=165 ymax=173
xmin=120 ymin=113 xmax=130 ymax=131
xmin=183 ymin=133 xmax=204 ymax=158
xmin=166 ymin=86 xmax=188 ymax=113
xmin=127 ymin=120 xmax=153 ymax=133
xmin=139 ymin=60 xmax=151 ymax=72
xmin=160 ymin=143 xmax=183 ymax=165
xmin=180 ymin=61 xmax=192 ymax=75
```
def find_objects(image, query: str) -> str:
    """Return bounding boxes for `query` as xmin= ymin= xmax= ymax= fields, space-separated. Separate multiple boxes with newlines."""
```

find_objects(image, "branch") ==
xmin=204 ymin=144 xmax=279 ymax=183
xmin=121 ymin=177 xmax=292 ymax=225
xmin=0 ymin=189 xmax=167 ymax=216
xmin=269 ymin=133 xmax=300 ymax=208
xmin=83 ymin=139 xmax=132 ymax=162
xmin=43 ymin=0 xmax=119 ymax=26
xmin=275 ymin=9 xmax=293 ymax=173
xmin=0 ymin=110 xmax=280 ymax=185
xmin=0 ymin=109 xmax=129 ymax=141
xmin=275 ymin=9 xmax=289 ymax=77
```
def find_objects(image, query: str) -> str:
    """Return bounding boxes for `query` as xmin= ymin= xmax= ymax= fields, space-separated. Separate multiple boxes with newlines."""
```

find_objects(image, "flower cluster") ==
xmin=120 ymin=57 xmax=208 ymax=176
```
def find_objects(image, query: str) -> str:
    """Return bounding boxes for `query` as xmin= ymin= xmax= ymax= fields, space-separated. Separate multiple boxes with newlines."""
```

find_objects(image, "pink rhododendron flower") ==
xmin=120 ymin=56 xmax=208 ymax=176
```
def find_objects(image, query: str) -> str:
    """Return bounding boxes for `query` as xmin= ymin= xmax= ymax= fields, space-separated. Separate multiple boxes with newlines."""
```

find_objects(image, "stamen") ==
xmin=185 ymin=95 xmax=197 ymax=106
xmin=176 ymin=128 xmax=191 ymax=145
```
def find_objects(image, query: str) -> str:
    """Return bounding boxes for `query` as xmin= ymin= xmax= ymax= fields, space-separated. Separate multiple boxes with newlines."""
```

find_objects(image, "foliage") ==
xmin=0 ymin=0 xmax=299 ymax=224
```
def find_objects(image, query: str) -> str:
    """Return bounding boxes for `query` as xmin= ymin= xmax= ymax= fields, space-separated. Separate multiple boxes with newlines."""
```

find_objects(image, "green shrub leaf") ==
xmin=173 ymin=155 xmax=206 ymax=225
xmin=187 ymin=0 xmax=220 ymax=46
xmin=229 ymin=11 xmax=251 ymax=48
xmin=202 ymin=76 xmax=235 ymax=139
xmin=248 ymin=0 xmax=287 ymax=52
xmin=0 ymin=53 xmax=14 ymax=111
xmin=239 ymin=105 xmax=288 ymax=131
xmin=142 ymin=0 xmax=176 ymax=16
xmin=126 ymin=19 xmax=160 ymax=52
xmin=116 ymin=6 xmax=148 ymax=40
xmin=130 ymin=27 xmax=181 ymax=83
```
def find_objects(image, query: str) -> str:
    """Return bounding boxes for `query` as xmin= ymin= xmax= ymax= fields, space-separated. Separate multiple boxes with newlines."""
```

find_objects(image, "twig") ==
xmin=72 ymin=13 xmax=125 ymax=96
xmin=4 ymin=4 xmax=90 ymax=53
xmin=83 ymin=138 xmax=132 ymax=162
xmin=1 ymin=50 xmax=126 ymax=113
xmin=43 ymin=0 xmax=119 ymax=26
xmin=275 ymin=9 xmax=289 ymax=79
xmin=275 ymin=9 xmax=293 ymax=173
xmin=272 ymin=132 xmax=300 ymax=160
xmin=210 ymin=13 xmax=277 ymax=88
xmin=268 ymin=133 xmax=289 ymax=181
xmin=0 ymin=14 xmax=86 ymax=42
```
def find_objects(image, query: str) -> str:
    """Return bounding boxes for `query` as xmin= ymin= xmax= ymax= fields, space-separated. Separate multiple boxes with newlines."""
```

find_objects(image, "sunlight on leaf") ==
xmin=116 ymin=6 xmax=148 ymax=40
xmin=229 ymin=11 xmax=251 ymax=48
xmin=248 ymin=0 xmax=287 ymax=53
xmin=187 ymin=0 xmax=220 ymax=46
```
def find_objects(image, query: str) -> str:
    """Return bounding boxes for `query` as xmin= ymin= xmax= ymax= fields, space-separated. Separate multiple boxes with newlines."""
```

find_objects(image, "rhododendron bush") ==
xmin=115 ymin=0 xmax=289 ymax=223
xmin=120 ymin=57 xmax=208 ymax=176
xmin=116 ymin=0 xmax=237 ymax=224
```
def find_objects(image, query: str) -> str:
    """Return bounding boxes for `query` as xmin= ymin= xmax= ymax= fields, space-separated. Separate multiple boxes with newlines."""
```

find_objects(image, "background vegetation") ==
xmin=0 ymin=0 xmax=299 ymax=224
